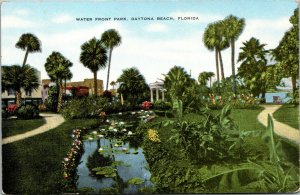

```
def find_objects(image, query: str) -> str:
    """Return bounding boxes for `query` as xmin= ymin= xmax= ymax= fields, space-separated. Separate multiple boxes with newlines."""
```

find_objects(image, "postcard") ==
xmin=1 ymin=0 xmax=299 ymax=194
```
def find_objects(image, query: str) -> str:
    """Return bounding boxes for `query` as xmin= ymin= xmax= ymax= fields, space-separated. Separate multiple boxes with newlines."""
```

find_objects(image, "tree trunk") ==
xmin=215 ymin=48 xmax=220 ymax=83
xmin=94 ymin=71 xmax=98 ymax=96
xmin=65 ymin=78 xmax=67 ymax=95
xmin=57 ymin=82 xmax=63 ymax=112
xmin=22 ymin=48 xmax=29 ymax=67
xmin=106 ymin=49 xmax=113 ymax=90
xmin=231 ymin=39 xmax=237 ymax=94
xmin=291 ymin=75 xmax=297 ymax=95
xmin=209 ymin=77 xmax=212 ymax=90
xmin=218 ymin=50 xmax=225 ymax=80
xmin=15 ymin=90 xmax=22 ymax=107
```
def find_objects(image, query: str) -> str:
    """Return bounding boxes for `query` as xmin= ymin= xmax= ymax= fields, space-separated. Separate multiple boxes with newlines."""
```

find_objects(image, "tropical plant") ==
xmin=80 ymin=37 xmax=108 ymax=96
xmin=198 ymin=71 xmax=215 ymax=90
xmin=1 ymin=65 xmax=39 ymax=107
xmin=272 ymin=8 xmax=299 ymax=96
xmin=15 ymin=33 xmax=42 ymax=67
xmin=237 ymin=37 xmax=269 ymax=99
xmin=223 ymin=15 xmax=245 ymax=94
xmin=16 ymin=104 xmax=39 ymax=119
xmin=110 ymin=81 xmax=116 ymax=89
xmin=117 ymin=67 xmax=149 ymax=104
xmin=101 ymin=29 xmax=122 ymax=90
xmin=44 ymin=51 xmax=73 ymax=112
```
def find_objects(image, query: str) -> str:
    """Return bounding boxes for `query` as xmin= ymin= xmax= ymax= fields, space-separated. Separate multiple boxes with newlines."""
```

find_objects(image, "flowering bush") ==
xmin=16 ymin=105 xmax=39 ymax=119
xmin=6 ymin=104 xmax=18 ymax=115
xmin=147 ymin=129 xmax=161 ymax=143
xmin=61 ymin=128 xmax=87 ymax=191
xmin=140 ymin=101 xmax=153 ymax=110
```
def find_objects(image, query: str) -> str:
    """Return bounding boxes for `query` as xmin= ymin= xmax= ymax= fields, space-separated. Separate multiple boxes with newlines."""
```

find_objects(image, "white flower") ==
xmin=88 ymin=137 xmax=93 ymax=140
xmin=141 ymin=110 xmax=144 ymax=112
xmin=119 ymin=121 xmax=125 ymax=125
xmin=109 ymin=126 xmax=114 ymax=130
xmin=146 ymin=114 xmax=150 ymax=117
xmin=64 ymin=158 xmax=69 ymax=162
xmin=92 ymin=131 xmax=97 ymax=135
xmin=98 ymin=148 xmax=103 ymax=152
xmin=113 ymin=129 xmax=118 ymax=132
xmin=118 ymin=112 xmax=122 ymax=115
xmin=128 ymin=131 xmax=133 ymax=135
xmin=101 ymin=129 xmax=105 ymax=132
xmin=71 ymin=135 xmax=75 ymax=138
xmin=122 ymin=129 xmax=127 ymax=132
xmin=145 ymin=111 xmax=148 ymax=113
xmin=106 ymin=119 xmax=110 ymax=123
xmin=98 ymin=134 xmax=104 ymax=138
xmin=131 ymin=112 xmax=136 ymax=115
xmin=122 ymin=147 xmax=128 ymax=151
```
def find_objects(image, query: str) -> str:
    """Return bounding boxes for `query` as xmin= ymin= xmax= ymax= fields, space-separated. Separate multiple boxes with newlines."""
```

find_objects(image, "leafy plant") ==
xmin=16 ymin=105 xmax=39 ymax=119
xmin=99 ymin=187 xmax=119 ymax=194
xmin=127 ymin=177 xmax=144 ymax=185
xmin=92 ymin=166 xmax=117 ymax=178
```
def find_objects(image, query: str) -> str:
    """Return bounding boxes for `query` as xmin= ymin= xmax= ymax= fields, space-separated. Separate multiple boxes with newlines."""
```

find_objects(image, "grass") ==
xmin=2 ymin=118 xmax=46 ymax=138
xmin=2 ymin=118 xmax=99 ymax=194
xmin=273 ymin=104 xmax=299 ymax=130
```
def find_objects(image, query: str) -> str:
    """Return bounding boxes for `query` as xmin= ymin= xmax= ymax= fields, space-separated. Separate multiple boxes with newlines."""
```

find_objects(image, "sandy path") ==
xmin=2 ymin=113 xmax=65 ymax=145
xmin=257 ymin=105 xmax=300 ymax=145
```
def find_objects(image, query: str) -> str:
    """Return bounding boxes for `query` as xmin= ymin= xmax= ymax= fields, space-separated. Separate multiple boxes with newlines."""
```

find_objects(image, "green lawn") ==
xmin=273 ymin=104 xmax=299 ymax=130
xmin=2 ymin=118 xmax=99 ymax=194
xmin=2 ymin=118 xmax=46 ymax=138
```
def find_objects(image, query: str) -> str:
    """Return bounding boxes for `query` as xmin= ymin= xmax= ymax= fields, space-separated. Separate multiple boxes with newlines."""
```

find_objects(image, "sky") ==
xmin=1 ymin=0 xmax=298 ymax=88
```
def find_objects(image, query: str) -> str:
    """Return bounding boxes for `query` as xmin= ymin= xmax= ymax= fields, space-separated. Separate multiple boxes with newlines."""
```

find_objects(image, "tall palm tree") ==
xmin=110 ymin=81 xmax=116 ymax=90
xmin=101 ymin=29 xmax=122 ymax=90
xmin=15 ymin=33 xmax=42 ymax=67
xmin=2 ymin=65 xmax=39 ymax=107
xmin=223 ymin=15 xmax=245 ymax=94
xmin=198 ymin=71 xmax=215 ymax=89
xmin=44 ymin=52 xmax=73 ymax=112
xmin=80 ymin=38 xmax=107 ymax=96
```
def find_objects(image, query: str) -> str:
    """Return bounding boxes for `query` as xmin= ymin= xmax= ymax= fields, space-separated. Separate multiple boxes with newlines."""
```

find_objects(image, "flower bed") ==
xmin=61 ymin=128 xmax=88 ymax=192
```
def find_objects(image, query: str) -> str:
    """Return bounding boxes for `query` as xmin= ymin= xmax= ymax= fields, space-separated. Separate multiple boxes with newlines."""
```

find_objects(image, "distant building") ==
xmin=2 ymin=70 xmax=43 ymax=106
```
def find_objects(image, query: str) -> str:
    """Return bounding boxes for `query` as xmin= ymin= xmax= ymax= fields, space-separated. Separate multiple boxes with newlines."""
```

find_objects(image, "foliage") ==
xmin=99 ymin=187 xmax=119 ymax=194
xmin=286 ymin=89 xmax=299 ymax=106
xmin=16 ymin=105 xmax=39 ymax=119
xmin=147 ymin=129 xmax=161 ymax=142
xmin=198 ymin=71 xmax=215 ymax=89
xmin=101 ymin=29 xmax=122 ymax=90
xmin=2 ymin=109 xmax=9 ymax=119
xmin=44 ymin=51 xmax=73 ymax=112
xmin=45 ymin=86 xmax=59 ymax=112
xmin=15 ymin=33 xmax=41 ymax=66
xmin=272 ymin=8 xmax=299 ymax=95
xmin=237 ymin=37 xmax=268 ymax=99
xmin=92 ymin=166 xmax=117 ymax=178
xmin=86 ymin=150 xmax=113 ymax=177
xmin=61 ymin=96 xmax=108 ymax=119
xmin=80 ymin=37 xmax=107 ymax=96
xmin=153 ymin=100 xmax=172 ymax=111
xmin=78 ymin=187 xmax=96 ymax=194
xmin=127 ymin=177 xmax=144 ymax=185
xmin=1 ymin=65 xmax=40 ymax=107
xmin=102 ymin=90 xmax=113 ymax=101
xmin=117 ymin=67 xmax=149 ymax=104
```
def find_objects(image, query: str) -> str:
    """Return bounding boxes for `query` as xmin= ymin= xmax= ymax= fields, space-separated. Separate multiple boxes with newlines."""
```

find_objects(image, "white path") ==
xmin=2 ymin=113 xmax=65 ymax=145
xmin=257 ymin=105 xmax=300 ymax=145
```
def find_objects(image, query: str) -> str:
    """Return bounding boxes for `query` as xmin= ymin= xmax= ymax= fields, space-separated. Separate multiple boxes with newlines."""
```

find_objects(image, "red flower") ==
xmin=141 ymin=101 xmax=153 ymax=110
xmin=6 ymin=104 xmax=17 ymax=114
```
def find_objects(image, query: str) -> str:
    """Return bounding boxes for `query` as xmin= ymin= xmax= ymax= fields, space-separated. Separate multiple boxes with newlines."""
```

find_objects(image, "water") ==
xmin=77 ymin=138 xmax=153 ymax=194
xmin=264 ymin=92 xmax=291 ymax=103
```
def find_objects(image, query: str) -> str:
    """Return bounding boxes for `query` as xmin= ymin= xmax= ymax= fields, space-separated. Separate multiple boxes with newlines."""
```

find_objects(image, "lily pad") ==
xmin=92 ymin=166 xmax=116 ymax=178
xmin=127 ymin=177 xmax=144 ymax=185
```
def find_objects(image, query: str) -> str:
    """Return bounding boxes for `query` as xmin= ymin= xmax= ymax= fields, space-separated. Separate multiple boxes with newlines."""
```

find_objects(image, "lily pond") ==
xmin=76 ymin=111 xmax=155 ymax=194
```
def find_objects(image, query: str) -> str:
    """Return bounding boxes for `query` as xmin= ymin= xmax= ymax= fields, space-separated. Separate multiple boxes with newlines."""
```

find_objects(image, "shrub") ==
xmin=16 ymin=105 xmax=39 ymax=119
xmin=61 ymin=97 xmax=108 ymax=119
xmin=2 ymin=109 xmax=9 ymax=119
xmin=102 ymin=90 xmax=113 ymax=101
xmin=153 ymin=100 xmax=172 ymax=111
xmin=140 ymin=101 xmax=153 ymax=110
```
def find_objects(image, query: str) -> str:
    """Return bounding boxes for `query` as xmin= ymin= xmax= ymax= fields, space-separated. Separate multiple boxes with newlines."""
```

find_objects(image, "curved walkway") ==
xmin=257 ymin=105 xmax=300 ymax=145
xmin=2 ymin=113 xmax=65 ymax=145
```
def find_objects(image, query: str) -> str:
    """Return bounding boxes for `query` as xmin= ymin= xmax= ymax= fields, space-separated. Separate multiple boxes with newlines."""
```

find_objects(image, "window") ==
xmin=8 ymin=88 xmax=15 ymax=96
xmin=25 ymin=90 xmax=32 ymax=97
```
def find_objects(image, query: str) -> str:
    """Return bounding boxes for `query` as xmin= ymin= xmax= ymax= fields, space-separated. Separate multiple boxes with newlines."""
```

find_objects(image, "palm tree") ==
xmin=198 ymin=71 xmax=215 ymax=89
xmin=101 ymin=29 xmax=122 ymax=91
xmin=117 ymin=67 xmax=148 ymax=104
xmin=216 ymin=22 xmax=230 ymax=80
xmin=80 ymin=38 xmax=107 ymax=96
xmin=237 ymin=37 xmax=268 ymax=98
xmin=110 ymin=81 xmax=116 ymax=90
xmin=203 ymin=23 xmax=220 ymax=83
xmin=223 ymin=15 xmax=245 ymax=94
xmin=2 ymin=65 xmax=39 ymax=107
xmin=15 ymin=33 xmax=42 ymax=67
xmin=45 ymin=52 xmax=73 ymax=112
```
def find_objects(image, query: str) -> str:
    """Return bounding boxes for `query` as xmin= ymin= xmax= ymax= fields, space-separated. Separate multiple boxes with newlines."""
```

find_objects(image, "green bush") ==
xmin=2 ymin=109 xmax=9 ymax=119
xmin=61 ymin=97 xmax=108 ymax=119
xmin=153 ymin=100 xmax=172 ymax=111
xmin=16 ymin=105 xmax=39 ymax=119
